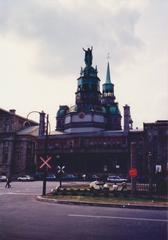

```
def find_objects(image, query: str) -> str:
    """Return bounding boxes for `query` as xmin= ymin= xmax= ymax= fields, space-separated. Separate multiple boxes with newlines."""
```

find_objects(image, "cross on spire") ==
xmin=107 ymin=52 xmax=110 ymax=61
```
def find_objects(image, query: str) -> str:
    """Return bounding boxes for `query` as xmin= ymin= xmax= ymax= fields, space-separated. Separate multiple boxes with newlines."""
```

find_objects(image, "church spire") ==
xmin=106 ymin=61 xmax=111 ymax=84
xmin=102 ymin=60 xmax=115 ymax=101
xmin=101 ymin=59 xmax=121 ymax=130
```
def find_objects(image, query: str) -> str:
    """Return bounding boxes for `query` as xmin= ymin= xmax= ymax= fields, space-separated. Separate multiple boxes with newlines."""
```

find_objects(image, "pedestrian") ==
xmin=5 ymin=177 xmax=11 ymax=188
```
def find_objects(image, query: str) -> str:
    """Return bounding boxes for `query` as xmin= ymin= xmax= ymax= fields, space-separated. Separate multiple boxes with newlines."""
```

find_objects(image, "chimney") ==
xmin=9 ymin=109 xmax=16 ymax=114
xmin=39 ymin=111 xmax=46 ymax=136
xmin=123 ymin=105 xmax=133 ymax=133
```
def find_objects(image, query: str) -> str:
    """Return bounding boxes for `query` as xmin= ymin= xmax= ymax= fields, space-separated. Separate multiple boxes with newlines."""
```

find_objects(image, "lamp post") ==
xmin=42 ymin=114 xmax=49 ymax=196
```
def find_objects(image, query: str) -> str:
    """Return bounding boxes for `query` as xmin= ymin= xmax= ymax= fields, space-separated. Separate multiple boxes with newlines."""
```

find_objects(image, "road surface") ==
xmin=0 ymin=181 xmax=167 ymax=240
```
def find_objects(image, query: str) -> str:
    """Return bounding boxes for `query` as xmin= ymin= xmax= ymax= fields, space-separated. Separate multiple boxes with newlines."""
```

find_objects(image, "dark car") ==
xmin=34 ymin=172 xmax=44 ymax=181
xmin=62 ymin=174 xmax=78 ymax=181
xmin=46 ymin=174 xmax=57 ymax=181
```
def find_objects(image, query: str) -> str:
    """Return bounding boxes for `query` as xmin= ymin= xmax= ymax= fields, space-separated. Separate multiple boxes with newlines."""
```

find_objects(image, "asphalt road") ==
xmin=0 ymin=181 xmax=167 ymax=240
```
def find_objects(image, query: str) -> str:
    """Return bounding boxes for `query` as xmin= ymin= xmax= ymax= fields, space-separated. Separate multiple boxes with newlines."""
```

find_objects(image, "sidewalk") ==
xmin=36 ymin=195 xmax=168 ymax=210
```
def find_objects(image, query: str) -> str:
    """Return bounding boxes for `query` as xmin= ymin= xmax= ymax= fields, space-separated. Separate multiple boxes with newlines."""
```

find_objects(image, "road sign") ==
xmin=57 ymin=165 xmax=65 ymax=174
xmin=39 ymin=156 xmax=52 ymax=169
xmin=129 ymin=168 xmax=138 ymax=177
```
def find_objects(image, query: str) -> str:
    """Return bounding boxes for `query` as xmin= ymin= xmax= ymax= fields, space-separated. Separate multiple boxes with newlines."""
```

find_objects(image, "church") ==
xmin=37 ymin=48 xmax=140 ymax=176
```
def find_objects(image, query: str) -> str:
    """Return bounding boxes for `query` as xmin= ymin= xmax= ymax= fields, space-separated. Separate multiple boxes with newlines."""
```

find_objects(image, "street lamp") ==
xmin=26 ymin=111 xmax=51 ymax=136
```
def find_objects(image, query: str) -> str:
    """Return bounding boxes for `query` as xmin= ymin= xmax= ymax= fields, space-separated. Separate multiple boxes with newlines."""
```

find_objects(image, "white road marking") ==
xmin=0 ymin=192 xmax=36 ymax=196
xmin=68 ymin=214 xmax=168 ymax=222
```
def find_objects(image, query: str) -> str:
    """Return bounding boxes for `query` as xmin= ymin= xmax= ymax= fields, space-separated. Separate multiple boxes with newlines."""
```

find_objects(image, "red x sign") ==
xmin=39 ymin=156 xmax=52 ymax=169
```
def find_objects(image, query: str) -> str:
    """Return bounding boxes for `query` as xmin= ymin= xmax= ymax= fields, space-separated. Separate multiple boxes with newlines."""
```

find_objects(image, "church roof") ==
xmin=17 ymin=126 xmax=39 ymax=136
xmin=0 ymin=108 xmax=38 ymax=126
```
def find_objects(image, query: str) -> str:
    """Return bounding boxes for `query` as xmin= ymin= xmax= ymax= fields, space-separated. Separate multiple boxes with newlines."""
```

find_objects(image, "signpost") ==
xmin=39 ymin=155 xmax=52 ymax=196
xmin=57 ymin=165 xmax=65 ymax=188
xmin=129 ymin=168 xmax=138 ymax=178
xmin=130 ymin=142 xmax=137 ymax=194
xmin=39 ymin=156 xmax=52 ymax=169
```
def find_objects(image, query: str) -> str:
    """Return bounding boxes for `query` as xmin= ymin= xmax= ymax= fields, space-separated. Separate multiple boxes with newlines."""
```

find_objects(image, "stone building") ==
xmin=0 ymin=108 xmax=38 ymax=176
xmin=144 ymin=120 xmax=168 ymax=176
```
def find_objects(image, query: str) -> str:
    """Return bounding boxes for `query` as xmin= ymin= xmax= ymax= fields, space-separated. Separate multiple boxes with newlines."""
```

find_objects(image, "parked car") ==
xmin=46 ymin=174 xmax=57 ymax=181
xmin=107 ymin=175 xmax=128 ymax=183
xmin=61 ymin=174 xmax=78 ymax=181
xmin=91 ymin=174 xmax=100 ymax=181
xmin=0 ymin=175 xmax=7 ymax=182
xmin=89 ymin=180 xmax=105 ymax=190
xmin=17 ymin=175 xmax=34 ymax=181
xmin=34 ymin=172 xmax=44 ymax=181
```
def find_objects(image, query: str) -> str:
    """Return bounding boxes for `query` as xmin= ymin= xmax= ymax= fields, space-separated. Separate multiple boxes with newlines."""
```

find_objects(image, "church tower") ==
xmin=60 ymin=48 xmax=105 ymax=133
xmin=75 ymin=47 xmax=102 ymax=113
xmin=101 ymin=61 xmax=122 ymax=130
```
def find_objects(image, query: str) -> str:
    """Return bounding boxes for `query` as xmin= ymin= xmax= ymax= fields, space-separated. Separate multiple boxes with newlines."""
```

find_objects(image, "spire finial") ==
xmin=107 ymin=52 xmax=110 ymax=61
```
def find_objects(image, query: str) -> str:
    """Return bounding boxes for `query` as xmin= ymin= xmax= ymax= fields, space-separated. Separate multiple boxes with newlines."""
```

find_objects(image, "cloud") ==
xmin=0 ymin=0 xmax=143 ymax=77
xmin=0 ymin=0 xmax=167 ymax=129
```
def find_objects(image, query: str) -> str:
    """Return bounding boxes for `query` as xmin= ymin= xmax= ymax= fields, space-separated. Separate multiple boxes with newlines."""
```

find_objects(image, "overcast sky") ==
xmin=0 ymin=0 xmax=167 ymax=130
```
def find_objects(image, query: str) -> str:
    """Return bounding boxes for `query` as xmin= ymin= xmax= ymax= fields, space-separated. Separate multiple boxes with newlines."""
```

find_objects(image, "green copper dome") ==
xmin=56 ymin=105 xmax=69 ymax=117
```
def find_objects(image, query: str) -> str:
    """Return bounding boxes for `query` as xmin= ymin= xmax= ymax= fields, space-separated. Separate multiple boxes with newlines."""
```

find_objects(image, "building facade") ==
xmin=144 ymin=120 xmax=168 ymax=176
xmin=0 ymin=108 xmax=39 ymax=176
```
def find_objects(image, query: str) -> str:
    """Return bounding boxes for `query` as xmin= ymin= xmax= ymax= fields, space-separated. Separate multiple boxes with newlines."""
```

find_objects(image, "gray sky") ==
xmin=0 ymin=0 xmax=168 ymax=130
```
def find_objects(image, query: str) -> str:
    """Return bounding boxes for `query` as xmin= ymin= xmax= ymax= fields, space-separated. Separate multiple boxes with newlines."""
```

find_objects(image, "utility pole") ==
xmin=42 ymin=114 xmax=49 ymax=196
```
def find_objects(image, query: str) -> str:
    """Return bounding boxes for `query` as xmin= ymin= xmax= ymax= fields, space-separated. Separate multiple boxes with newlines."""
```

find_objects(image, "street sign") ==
xmin=129 ymin=168 xmax=138 ymax=177
xmin=155 ymin=165 xmax=162 ymax=173
xmin=57 ymin=165 xmax=65 ymax=174
xmin=39 ymin=156 xmax=52 ymax=169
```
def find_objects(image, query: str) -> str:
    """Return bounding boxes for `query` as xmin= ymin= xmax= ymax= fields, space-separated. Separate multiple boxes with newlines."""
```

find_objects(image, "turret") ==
xmin=56 ymin=105 xmax=69 ymax=131
xmin=101 ymin=61 xmax=122 ymax=130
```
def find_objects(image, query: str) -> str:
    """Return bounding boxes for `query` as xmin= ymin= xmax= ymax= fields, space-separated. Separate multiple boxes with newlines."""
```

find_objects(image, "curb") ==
xmin=36 ymin=196 xmax=168 ymax=210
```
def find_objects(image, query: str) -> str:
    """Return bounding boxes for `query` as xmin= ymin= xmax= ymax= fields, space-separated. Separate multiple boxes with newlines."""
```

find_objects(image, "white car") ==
xmin=89 ymin=181 xmax=105 ymax=190
xmin=0 ymin=175 xmax=7 ymax=182
xmin=107 ymin=176 xmax=127 ymax=183
xmin=17 ymin=175 xmax=34 ymax=181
